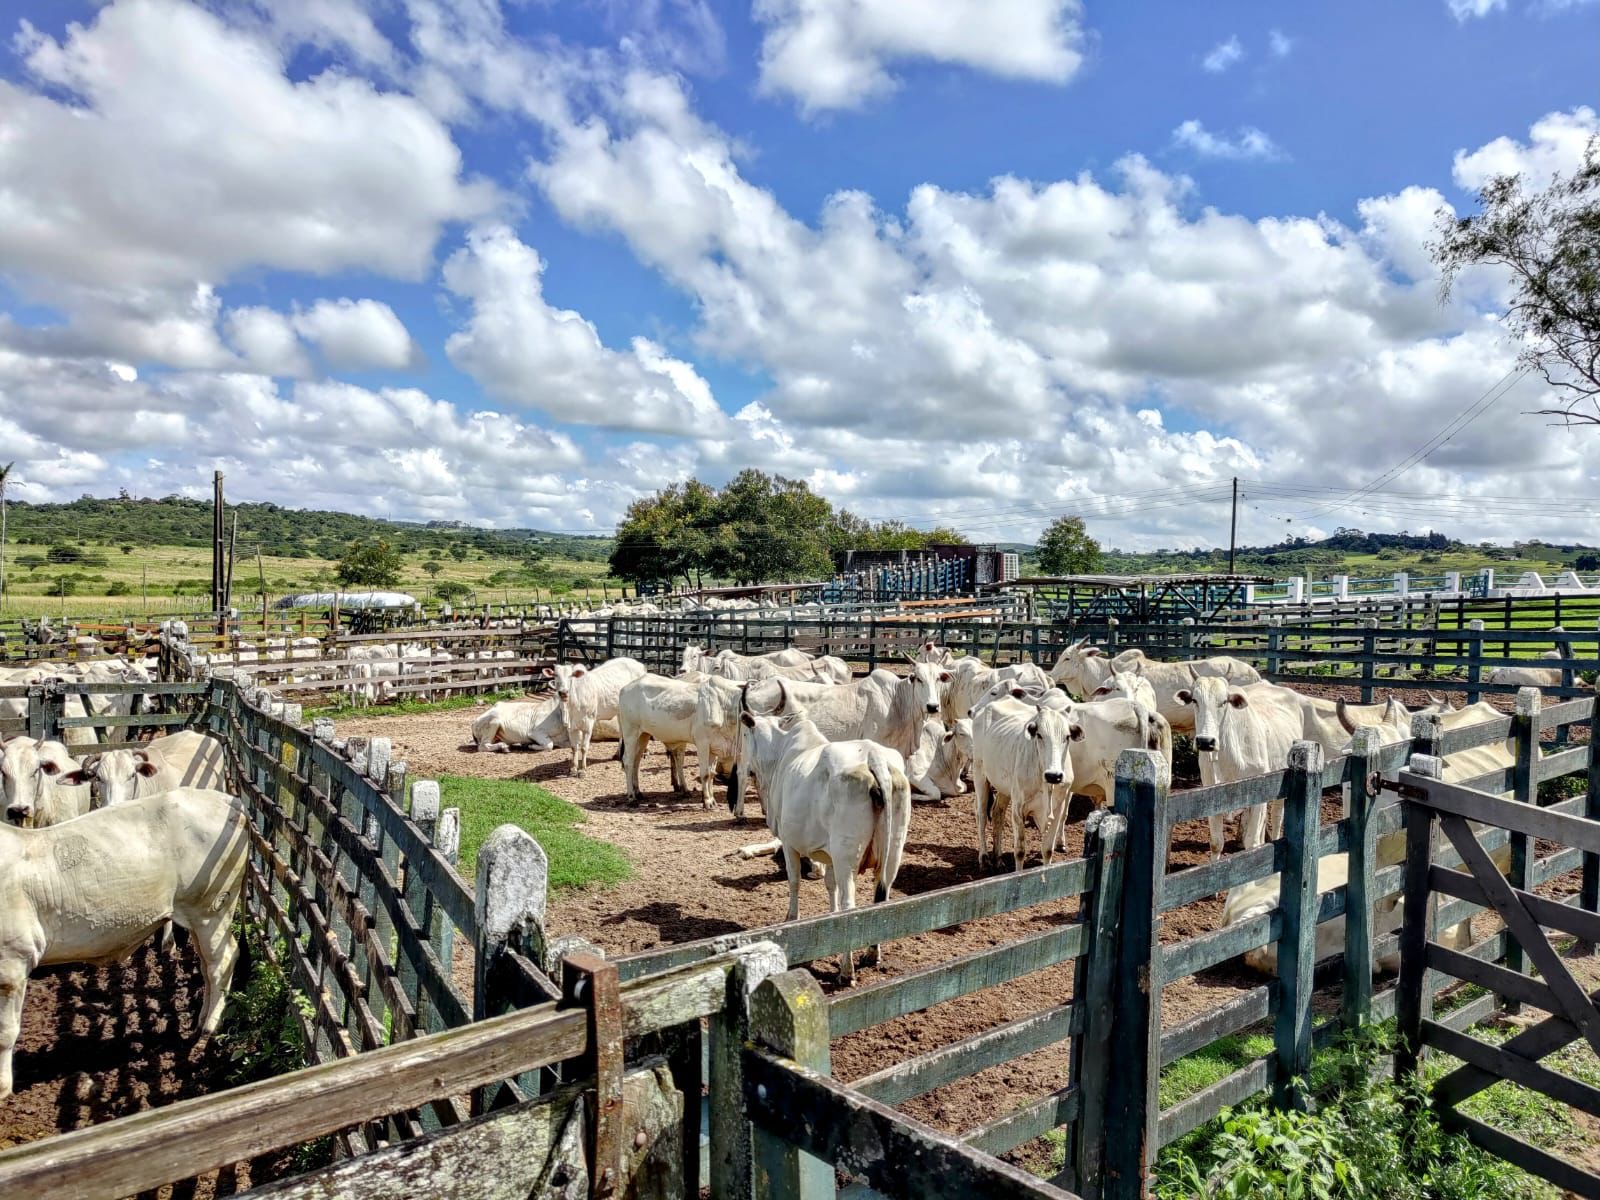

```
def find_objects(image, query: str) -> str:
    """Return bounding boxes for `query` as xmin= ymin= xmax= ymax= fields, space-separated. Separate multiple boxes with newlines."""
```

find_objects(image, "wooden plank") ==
xmin=1156 ymin=1057 xmax=1273 ymax=1148
xmin=853 ymin=1003 xmax=1079 ymax=1105
xmin=1439 ymin=1110 xmax=1600 ymax=1199
xmin=1164 ymin=772 xmax=1290 ymax=826
xmin=828 ymin=922 xmax=1087 ymax=1037
xmin=1431 ymin=864 xmax=1600 ymax=947
xmin=741 ymin=1049 xmax=1076 ymax=1200
xmin=1160 ymin=912 xmax=1277 ymax=983
xmin=1425 ymin=1020 xmax=1600 ymax=1124
xmin=1273 ymin=742 xmax=1323 ymax=1109
xmin=963 ymin=1085 xmax=1082 ymax=1158
xmin=615 ymin=854 xmax=1091 ymax=982
xmin=1159 ymin=986 xmax=1274 ymax=1068
xmin=1405 ymin=772 xmax=1600 ymax=856
xmin=1440 ymin=813 xmax=1600 ymax=1063
xmin=1426 ymin=942 xmax=1560 ymax=1013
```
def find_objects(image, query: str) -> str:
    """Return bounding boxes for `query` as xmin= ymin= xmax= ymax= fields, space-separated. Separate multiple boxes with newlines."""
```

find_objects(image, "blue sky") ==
xmin=0 ymin=0 xmax=1597 ymax=548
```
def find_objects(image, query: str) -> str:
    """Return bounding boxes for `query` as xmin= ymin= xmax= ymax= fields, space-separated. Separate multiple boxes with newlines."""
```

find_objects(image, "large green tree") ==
xmin=1036 ymin=515 xmax=1101 ymax=576
xmin=335 ymin=538 xmax=403 ymax=588
xmin=710 ymin=470 xmax=833 ymax=584
xmin=1433 ymin=141 xmax=1600 ymax=425
xmin=609 ymin=479 xmax=719 ymax=588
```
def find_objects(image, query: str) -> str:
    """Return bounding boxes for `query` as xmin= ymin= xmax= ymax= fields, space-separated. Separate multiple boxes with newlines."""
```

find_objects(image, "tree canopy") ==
xmin=1433 ymin=140 xmax=1600 ymax=425
xmin=335 ymin=538 xmax=403 ymax=588
xmin=609 ymin=471 xmax=968 ymax=587
xmin=1036 ymin=516 xmax=1102 ymax=576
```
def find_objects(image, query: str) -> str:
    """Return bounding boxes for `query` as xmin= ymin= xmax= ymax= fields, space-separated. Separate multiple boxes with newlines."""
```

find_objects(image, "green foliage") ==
xmin=422 ymin=559 xmax=444 ymax=578
xmin=1433 ymin=139 xmax=1600 ymax=425
xmin=434 ymin=580 xmax=472 ymax=602
xmin=217 ymin=919 xmax=314 ymax=1086
xmin=335 ymin=538 xmax=402 ymax=588
xmin=1036 ymin=515 xmax=1102 ymax=575
xmin=440 ymin=775 xmax=632 ymax=888
xmin=1156 ymin=1029 xmax=1536 ymax=1200
xmin=610 ymin=471 xmax=969 ymax=587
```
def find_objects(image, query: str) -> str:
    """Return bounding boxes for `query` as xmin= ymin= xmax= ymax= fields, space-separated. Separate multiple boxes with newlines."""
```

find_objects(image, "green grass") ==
xmin=310 ymin=689 xmax=529 ymax=721
xmin=1159 ymin=1031 xmax=1276 ymax=1109
xmin=439 ymin=773 xmax=632 ymax=890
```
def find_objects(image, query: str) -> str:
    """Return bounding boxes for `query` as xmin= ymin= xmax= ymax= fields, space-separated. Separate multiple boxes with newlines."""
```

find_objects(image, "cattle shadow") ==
xmin=600 ymin=901 xmax=744 ymax=943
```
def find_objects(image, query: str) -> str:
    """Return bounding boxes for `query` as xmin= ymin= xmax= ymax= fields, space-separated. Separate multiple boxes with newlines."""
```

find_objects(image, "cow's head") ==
xmin=1025 ymin=704 xmax=1082 ymax=788
xmin=1176 ymin=675 xmax=1247 ymax=755
xmin=61 ymin=748 xmax=160 ymax=807
xmin=1050 ymin=640 xmax=1109 ymax=699
xmin=1 ymin=737 xmax=82 ymax=827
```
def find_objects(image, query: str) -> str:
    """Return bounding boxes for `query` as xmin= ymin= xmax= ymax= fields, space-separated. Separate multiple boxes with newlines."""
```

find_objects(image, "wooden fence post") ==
xmin=1072 ymin=809 xmax=1129 ymax=1199
xmin=1273 ymin=741 xmax=1324 ymax=1111
xmin=1584 ymin=677 xmax=1600 ymax=955
xmin=1343 ymin=727 xmax=1382 ymax=1029
xmin=402 ymin=780 xmax=439 ymax=1030
xmin=749 ymin=970 xmax=834 ymax=1200
xmin=1103 ymin=749 xmax=1166 ymax=1200
xmin=1505 ymin=687 xmax=1540 ymax=1009
xmin=1396 ymin=753 xmax=1443 ymax=1082
xmin=1360 ymin=617 xmax=1378 ymax=703
xmin=1266 ymin=618 xmax=1282 ymax=680
xmin=1465 ymin=619 xmax=1485 ymax=705
xmin=708 ymin=943 xmax=788 ymax=1200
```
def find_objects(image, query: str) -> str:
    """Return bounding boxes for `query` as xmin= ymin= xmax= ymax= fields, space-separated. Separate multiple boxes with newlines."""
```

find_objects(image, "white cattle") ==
xmin=1486 ymin=650 xmax=1564 ymax=689
xmin=1059 ymin=694 xmax=1173 ymax=809
xmin=1089 ymin=660 xmax=1158 ymax=713
xmin=0 ymin=736 xmax=88 ymax=828
xmin=618 ymin=674 xmax=702 ymax=804
xmin=1051 ymin=641 xmax=1259 ymax=733
xmin=972 ymin=698 xmax=1081 ymax=871
xmin=1221 ymin=853 xmax=1409 ymax=975
xmin=682 ymin=645 xmax=813 ymax=677
xmin=731 ymin=706 xmax=910 ymax=983
xmin=692 ymin=676 xmax=746 ymax=809
xmin=63 ymin=730 xmax=228 ymax=807
xmin=744 ymin=660 xmax=946 ymax=761
xmin=0 ymin=788 xmax=250 ymax=1098
xmin=720 ymin=655 xmax=852 ymax=685
xmin=548 ymin=657 xmax=648 ymax=775
xmin=470 ymin=697 xmax=619 ymax=752
xmin=1179 ymin=677 xmax=1309 ymax=860
xmin=906 ymin=717 xmax=974 ymax=801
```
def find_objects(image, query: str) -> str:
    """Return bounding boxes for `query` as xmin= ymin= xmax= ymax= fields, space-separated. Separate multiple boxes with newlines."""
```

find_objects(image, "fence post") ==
xmin=1465 ymin=619 xmax=1485 ymax=705
xmin=1103 ymin=749 xmax=1167 ymax=1200
xmin=1360 ymin=617 xmax=1378 ymax=703
xmin=1343 ymin=727 xmax=1383 ymax=1029
xmin=474 ymin=823 xmax=548 ymax=1023
xmin=1504 ymin=687 xmax=1541 ymax=1009
xmin=1105 ymin=617 xmax=1119 ymax=655
xmin=748 ymin=969 xmax=834 ymax=1200
xmin=401 ymin=779 xmax=439 ymax=1029
xmin=1407 ymin=714 xmax=1443 ymax=1025
xmin=708 ymin=943 xmax=788 ymax=1200
xmin=1583 ymin=676 xmax=1600 ymax=955
xmin=1072 ymin=810 xmax=1129 ymax=1199
xmin=1273 ymin=741 xmax=1323 ymax=1111
xmin=1396 ymin=753 xmax=1444 ymax=1082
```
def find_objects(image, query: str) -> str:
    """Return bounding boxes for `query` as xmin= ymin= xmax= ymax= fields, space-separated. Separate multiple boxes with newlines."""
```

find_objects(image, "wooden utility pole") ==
xmin=224 ymin=512 xmax=239 ymax=612
xmin=211 ymin=470 xmax=225 ymax=617
xmin=1228 ymin=477 xmax=1239 ymax=576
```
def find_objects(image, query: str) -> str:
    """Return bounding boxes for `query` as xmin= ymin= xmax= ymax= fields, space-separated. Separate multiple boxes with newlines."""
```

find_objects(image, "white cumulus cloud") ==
xmin=1172 ymin=120 xmax=1285 ymax=161
xmin=754 ymin=0 xmax=1087 ymax=114
xmin=1202 ymin=34 xmax=1244 ymax=72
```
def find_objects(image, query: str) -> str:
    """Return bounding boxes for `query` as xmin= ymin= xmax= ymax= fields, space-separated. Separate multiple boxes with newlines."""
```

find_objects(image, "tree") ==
xmin=1433 ymin=141 xmax=1600 ymax=424
xmin=610 ymin=479 xmax=718 ymax=588
xmin=335 ymin=538 xmax=403 ymax=588
xmin=709 ymin=470 xmax=832 ymax=584
xmin=434 ymin=580 xmax=472 ymax=602
xmin=447 ymin=542 xmax=469 ymax=561
xmin=1036 ymin=515 xmax=1101 ymax=576
xmin=422 ymin=560 xmax=444 ymax=579
xmin=120 ymin=544 xmax=134 ymax=555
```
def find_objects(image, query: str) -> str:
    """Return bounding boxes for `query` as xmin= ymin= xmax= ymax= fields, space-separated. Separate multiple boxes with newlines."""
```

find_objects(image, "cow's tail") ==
xmin=865 ymin=750 xmax=910 ymax=904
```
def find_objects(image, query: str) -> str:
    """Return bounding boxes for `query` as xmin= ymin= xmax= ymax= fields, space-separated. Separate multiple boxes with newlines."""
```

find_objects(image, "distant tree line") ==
xmin=610 ymin=470 xmax=968 ymax=588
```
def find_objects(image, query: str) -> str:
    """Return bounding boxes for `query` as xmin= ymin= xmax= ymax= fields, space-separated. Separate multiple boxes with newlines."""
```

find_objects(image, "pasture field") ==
xmin=0 ymin=539 xmax=624 ymax=619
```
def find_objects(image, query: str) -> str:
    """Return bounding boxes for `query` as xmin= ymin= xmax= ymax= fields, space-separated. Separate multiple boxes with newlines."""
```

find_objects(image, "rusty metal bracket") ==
xmin=561 ymin=951 xmax=624 ymax=1198
xmin=1374 ymin=775 xmax=1428 ymax=801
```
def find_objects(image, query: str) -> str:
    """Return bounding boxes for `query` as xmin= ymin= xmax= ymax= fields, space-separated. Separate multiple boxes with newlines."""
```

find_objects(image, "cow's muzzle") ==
xmin=925 ymin=703 xmax=941 ymax=714
xmin=5 ymin=807 xmax=29 ymax=826
xmin=1044 ymin=771 xmax=1065 ymax=785
xmin=1195 ymin=736 xmax=1217 ymax=753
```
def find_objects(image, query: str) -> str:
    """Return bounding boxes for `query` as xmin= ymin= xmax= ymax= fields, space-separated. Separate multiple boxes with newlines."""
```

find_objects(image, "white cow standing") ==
xmin=63 ymin=730 xmax=228 ymax=807
xmin=971 ymin=698 xmax=1081 ymax=872
xmin=730 ymin=706 xmax=911 ymax=984
xmin=1051 ymin=641 xmax=1259 ymax=733
xmin=0 ymin=788 xmax=251 ymax=1098
xmin=548 ymin=657 xmax=648 ymax=776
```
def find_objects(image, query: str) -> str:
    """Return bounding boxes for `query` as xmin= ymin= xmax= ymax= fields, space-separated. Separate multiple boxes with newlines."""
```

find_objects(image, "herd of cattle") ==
xmin=472 ymin=637 xmax=1532 ymax=981
xmin=0 ymin=654 xmax=246 ymax=1101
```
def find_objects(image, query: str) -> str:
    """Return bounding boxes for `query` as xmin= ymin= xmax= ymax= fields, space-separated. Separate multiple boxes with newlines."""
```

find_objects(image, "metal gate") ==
xmin=1394 ymin=755 xmax=1600 ymax=1199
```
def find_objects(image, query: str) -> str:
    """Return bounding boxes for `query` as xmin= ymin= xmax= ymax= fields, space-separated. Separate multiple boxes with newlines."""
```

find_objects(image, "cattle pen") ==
xmin=3 ymin=619 xmax=1600 ymax=1198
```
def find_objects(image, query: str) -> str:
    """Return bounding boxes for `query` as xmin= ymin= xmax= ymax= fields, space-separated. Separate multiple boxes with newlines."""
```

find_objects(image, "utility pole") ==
xmin=211 ymin=470 xmax=225 ymax=616
xmin=1228 ymin=477 xmax=1239 ymax=576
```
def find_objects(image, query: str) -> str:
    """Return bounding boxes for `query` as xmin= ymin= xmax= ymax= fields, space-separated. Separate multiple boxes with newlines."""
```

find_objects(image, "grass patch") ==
xmin=1159 ymin=1031 xmax=1275 ymax=1109
xmin=310 ymin=689 xmax=529 ymax=721
xmin=440 ymin=773 xmax=632 ymax=890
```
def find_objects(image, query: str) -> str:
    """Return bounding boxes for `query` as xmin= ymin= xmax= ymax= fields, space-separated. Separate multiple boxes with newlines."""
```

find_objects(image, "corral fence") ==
xmin=3 ymin=673 xmax=1600 ymax=1195
xmin=555 ymin=612 xmax=1600 ymax=702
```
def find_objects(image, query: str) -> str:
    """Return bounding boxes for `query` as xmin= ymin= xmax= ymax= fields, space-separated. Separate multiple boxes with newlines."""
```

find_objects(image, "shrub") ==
xmin=435 ymin=580 xmax=472 ymax=602
xmin=106 ymin=581 xmax=130 ymax=596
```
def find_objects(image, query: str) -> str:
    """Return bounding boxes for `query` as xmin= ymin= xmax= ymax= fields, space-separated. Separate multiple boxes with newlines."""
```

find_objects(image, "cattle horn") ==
xmin=1186 ymin=664 xmax=1198 ymax=682
xmin=1336 ymin=698 xmax=1356 ymax=735
xmin=775 ymin=679 xmax=790 ymax=715
xmin=738 ymin=683 xmax=750 ymax=713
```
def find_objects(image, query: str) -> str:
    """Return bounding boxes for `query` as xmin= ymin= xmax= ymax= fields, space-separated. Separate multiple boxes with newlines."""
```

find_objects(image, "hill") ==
xmin=2 ymin=495 xmax=613 ymax=563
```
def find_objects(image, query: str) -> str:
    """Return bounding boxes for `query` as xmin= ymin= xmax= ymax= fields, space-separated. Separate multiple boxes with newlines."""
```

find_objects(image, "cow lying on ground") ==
xmin=471 ymin=697 xmax=620 ymax=752
xmin=0 ymin=788 xmax=250 ymax=1098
